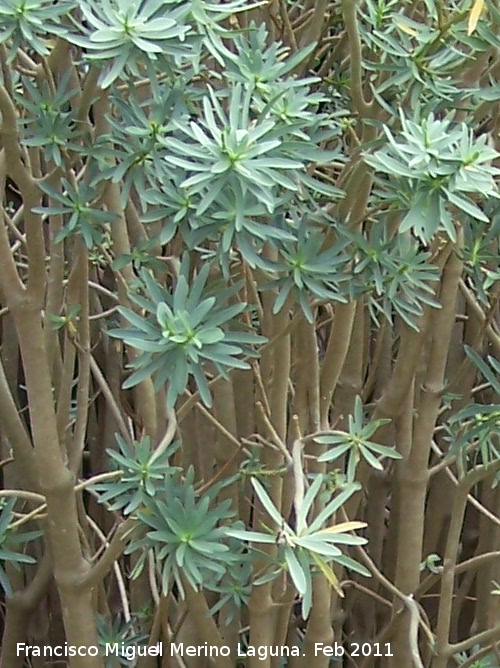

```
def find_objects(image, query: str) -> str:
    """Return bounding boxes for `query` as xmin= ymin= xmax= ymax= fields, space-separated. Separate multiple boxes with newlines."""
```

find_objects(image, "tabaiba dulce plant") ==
xmin=0 ymin=1 xmax=499 ymax=668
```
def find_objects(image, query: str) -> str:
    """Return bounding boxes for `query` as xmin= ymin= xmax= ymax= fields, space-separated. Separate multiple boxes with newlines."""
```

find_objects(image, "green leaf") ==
xmin=251 ymin=479 xmax=292 ymax=532
xmin=308 ymin=484 xmax=362 ymax=534
xmin=225 ymin=529 xmax=276 ymax=544
xmin=447 ymin=191 xmax=488 ymax=222
xmin=296 ymin=475 xmax=323 ymax=534
xmin=284 ymin=546 xmax=307 ymax=595
xmin=465 ymin=346 xmax=500 ymax=393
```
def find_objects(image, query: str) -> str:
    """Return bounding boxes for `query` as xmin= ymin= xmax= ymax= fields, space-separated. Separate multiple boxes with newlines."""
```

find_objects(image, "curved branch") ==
xmin=341 ymin=0 xmax=373 ymax=118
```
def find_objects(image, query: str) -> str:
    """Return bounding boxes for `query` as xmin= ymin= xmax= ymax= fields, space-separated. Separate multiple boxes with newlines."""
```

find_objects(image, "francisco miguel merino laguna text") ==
xmin=18 ymin=641 xmax=393 ymax=660
xmin=17 ymin=642 xmax=303 ymax=660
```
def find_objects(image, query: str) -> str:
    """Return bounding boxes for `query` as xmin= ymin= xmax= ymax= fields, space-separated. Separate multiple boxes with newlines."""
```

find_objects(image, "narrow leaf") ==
xmin=310 ymin=552 xmax=344 ymax=597
xmin=468 ymin=0 xmax=485 ymax=35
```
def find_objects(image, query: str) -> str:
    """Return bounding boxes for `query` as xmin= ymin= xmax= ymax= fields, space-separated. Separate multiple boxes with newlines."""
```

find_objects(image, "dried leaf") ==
xmin=316 ymin=521 xmax=368 ymax=535
xmin=468 ymin=0 xmax=485 ymax=35
xmin=311 ymin=552 xmax=344 ymax=597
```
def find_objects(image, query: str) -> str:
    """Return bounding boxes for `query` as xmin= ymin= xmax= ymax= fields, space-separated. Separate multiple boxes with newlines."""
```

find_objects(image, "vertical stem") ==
xmin=13 ymin=313 xmax=101 ymax=667
xmin=319 ymin=301 xmax=357 ymax=428
xmin=298 ymin=320 xmax=335 ymax=668
xmin=433 ymin=468 xmax=500 ymax=668
xmin=248 ymin=296 xmax=290 ymax=668
xmin=391 ymin=243 xmax=463 ymax=666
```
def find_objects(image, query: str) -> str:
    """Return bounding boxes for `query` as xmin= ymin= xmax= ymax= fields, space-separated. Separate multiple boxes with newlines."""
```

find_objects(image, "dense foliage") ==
xmin=0 ymin=0 xmax=499 ymax=667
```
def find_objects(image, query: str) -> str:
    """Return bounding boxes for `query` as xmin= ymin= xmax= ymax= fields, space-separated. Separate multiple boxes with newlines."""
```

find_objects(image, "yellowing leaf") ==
xmin=311 ymin=552 xmax=344 ymax=597
xmin=316 ymin=521 xmax=367 ymax=535
xmin=393 ymin=20 xmax=418 ymax=37
xmin=468 ymin=0 xmax=485 ymax=35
